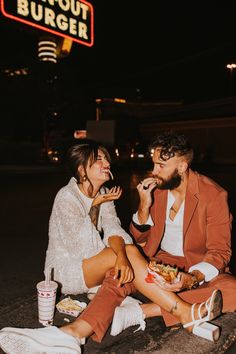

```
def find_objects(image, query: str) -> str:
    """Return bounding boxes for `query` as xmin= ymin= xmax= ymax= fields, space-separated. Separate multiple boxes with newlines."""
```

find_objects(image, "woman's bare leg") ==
xmin=82 ymin=246 xmax=164 ymax=319
xmin=125 ymin=245 xmax=209 ymax=328
xmin=81 ymin=245 xmax=188 ymax=324
xmin=61 ymin=244 xmax=212 ymax=340
xmin=60 ymin=319 xmax=94 ymax=339
xmin=58 ymin=248 xmax=117 ymax=340
xmin=60 ymin=248 xmax=120 ymax=339
xmin=82 ymin=247 xmax=117 ymax=288
xmin=140 ymin=303 xmax=162 ymax=318
xmin=61 ymin=268 xmax=135 ymax=342
xmin=82 ymin=247 xmax=161 ymax=318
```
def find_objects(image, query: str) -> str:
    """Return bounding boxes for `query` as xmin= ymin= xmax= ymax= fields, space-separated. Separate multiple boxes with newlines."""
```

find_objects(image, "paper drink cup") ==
xmin=36 ymin=280 xmax=58 ymax=326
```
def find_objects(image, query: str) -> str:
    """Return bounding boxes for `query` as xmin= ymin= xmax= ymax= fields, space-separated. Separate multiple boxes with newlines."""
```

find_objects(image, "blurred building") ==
xmin=90 ymin=96 xmax=236 ymax=165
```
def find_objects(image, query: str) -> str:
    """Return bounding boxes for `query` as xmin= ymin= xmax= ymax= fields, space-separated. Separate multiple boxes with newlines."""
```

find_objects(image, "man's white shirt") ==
xmin=133 ymin=190 xmax=219 ymax=282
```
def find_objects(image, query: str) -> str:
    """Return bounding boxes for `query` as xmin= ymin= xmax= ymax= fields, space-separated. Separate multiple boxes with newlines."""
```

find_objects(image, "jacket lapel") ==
xmin=183 ymin=170 xmax=199 ymax=236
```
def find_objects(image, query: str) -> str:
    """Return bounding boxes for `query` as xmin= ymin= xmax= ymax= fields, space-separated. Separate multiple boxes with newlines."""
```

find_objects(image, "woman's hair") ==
xmin=149 ymin=131 xmax=194 ymax=165
xmin=67 ymin=141 xmax=111 ymax=183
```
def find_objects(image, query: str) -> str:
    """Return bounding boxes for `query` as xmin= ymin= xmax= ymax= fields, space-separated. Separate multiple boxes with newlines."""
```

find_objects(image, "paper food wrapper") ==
xmin=56 ymin=297 xmax=87 ymax=317
xmin=145 ymin=266 xmax=180 ymax=284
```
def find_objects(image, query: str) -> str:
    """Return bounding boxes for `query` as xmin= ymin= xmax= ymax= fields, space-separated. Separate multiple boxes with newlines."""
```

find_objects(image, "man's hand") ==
xmin=114 ymin=252 xmax=134 ymax=287
xmin=153 ymin=271 xmax=197 ymax=292
xmin=137 ymin=177 xmax=157 ymax=207
xmin=137 ymin=177 xmax=157 ymax=224
xmin=93 ymin=186 xmax=122 ymax=206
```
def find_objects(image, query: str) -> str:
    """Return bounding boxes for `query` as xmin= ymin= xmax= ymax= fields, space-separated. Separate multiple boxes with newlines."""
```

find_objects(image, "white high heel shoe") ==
xmin=183 ymin=289 xmax=223 ymax=341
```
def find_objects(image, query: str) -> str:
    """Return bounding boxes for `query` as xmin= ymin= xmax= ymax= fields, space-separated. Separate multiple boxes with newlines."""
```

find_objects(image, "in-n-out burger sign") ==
xmin=1 ymin=0 xmax=94 ymax=46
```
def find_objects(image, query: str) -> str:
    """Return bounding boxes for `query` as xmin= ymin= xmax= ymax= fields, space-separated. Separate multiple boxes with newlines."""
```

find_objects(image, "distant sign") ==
xmin=74 ymin=130 xmax=87 ymax=139
xmin=1 ymin=0 xmax=94 ymax=47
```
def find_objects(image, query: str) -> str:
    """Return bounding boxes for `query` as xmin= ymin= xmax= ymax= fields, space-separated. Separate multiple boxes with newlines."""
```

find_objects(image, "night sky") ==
xmin=1 ymin=0 xmax=236 ymax=141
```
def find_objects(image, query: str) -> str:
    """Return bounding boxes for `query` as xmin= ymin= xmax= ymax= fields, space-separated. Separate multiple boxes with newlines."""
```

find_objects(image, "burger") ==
xmin=145 ymin=261 xmax=179 ymax=284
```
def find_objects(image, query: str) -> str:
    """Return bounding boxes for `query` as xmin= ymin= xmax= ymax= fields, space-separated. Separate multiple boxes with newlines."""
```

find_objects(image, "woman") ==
xmin=0 ymin=141 xmax=223 ymax=354
xmin=44 ymin=142 xmax=134 ymax=295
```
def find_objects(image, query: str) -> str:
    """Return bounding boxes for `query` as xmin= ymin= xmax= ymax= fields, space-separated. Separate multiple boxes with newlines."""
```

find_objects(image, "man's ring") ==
xmin=143 ymin=185 xmax=148 ymax=190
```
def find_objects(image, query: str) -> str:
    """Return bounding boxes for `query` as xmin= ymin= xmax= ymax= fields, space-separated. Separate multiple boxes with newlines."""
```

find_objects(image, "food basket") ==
xmin=56 ymin=297 xmax=87 ymax=317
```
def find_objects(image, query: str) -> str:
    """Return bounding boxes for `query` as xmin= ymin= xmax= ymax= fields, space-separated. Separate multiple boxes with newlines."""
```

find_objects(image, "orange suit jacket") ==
xmin=130 ymin=169 xmax=232 ymax=272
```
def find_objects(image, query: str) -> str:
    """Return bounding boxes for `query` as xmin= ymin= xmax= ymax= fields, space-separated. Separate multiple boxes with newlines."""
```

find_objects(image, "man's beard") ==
xmin=154 ymin=169 xmax=182 ymax=190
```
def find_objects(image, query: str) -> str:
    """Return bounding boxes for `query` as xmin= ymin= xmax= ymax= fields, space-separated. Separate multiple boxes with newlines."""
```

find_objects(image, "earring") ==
xmin=82 ymin=175 xmax=87 ymax=182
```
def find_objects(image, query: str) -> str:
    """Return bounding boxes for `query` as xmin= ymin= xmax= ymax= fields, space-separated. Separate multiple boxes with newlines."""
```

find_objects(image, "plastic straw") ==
xmin=44 ymin=267 xmax=51 ymax=287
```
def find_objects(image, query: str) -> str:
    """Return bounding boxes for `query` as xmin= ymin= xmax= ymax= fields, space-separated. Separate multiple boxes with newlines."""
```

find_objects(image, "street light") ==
xmin=226 ymin=63 xmax=236 ymax=95
xmin=226 ymin=63 xmax=236 ymax=70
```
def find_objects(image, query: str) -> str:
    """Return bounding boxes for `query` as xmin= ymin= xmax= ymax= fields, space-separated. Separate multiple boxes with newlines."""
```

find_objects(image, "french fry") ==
xmin=57 ymin=298 xmax=82 ymax=311
xmin=109 ymin=170 xmax=114 ymax=180
xmin=56 ymin=297 xmax=87 ymax=317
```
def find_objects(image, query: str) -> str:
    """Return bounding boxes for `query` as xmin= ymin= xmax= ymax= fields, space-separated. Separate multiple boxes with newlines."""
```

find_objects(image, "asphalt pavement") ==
xmin=0 ymin=292 xmax=236 ymax=354
xmin=0 ymin=163 xmax=236 ymax=353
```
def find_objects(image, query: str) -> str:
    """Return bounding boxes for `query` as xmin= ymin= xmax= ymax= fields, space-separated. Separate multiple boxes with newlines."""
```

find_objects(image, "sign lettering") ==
xmin=1 ymin=0 xmax=94 ymax=46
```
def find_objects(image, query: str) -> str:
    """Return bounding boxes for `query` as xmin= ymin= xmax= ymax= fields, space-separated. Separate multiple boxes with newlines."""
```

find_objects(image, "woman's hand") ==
xmin=114 ymin=252 xmax=134 ymax=287
xmin=93 ymin=186 xmax=122 ymax=206
xmin=153 ymin=271 xmax=194 ymax=292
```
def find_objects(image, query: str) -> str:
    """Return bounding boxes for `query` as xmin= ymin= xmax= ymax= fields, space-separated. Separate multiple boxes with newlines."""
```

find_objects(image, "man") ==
xmin=0 ymin=133 xmax=233 ymax=353
xmin=128 ymin=131 xmax=236 ymax=327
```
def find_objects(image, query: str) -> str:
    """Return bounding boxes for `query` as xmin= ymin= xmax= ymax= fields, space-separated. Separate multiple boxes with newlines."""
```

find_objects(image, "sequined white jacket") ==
xmin=44 ymin=177 xmax=133 ymax=294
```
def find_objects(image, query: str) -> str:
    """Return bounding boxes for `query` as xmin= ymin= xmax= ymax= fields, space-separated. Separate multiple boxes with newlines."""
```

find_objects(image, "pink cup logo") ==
xmin=38 ymin=290 xmax=56 ymax=297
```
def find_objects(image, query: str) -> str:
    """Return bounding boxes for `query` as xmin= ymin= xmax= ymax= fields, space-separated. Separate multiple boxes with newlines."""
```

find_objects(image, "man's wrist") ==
xmin=186 ymin=269 xmax=206 ymax=290
xmin=189 ymin=270 xmax=205 ymax=283
xmin=181 ymin=273 xmax=198 ymax=290
xmin=137 ymin=214 xmax=148 ymax=225
xmin=137 ymin=205 xmax=150 ymax=224
xmin=187 ymin=273 xmax=199 ymax=289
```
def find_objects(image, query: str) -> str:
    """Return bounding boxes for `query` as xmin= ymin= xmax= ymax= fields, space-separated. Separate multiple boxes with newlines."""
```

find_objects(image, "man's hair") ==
xmin=149 ymin=131 xmax=194 ymax=165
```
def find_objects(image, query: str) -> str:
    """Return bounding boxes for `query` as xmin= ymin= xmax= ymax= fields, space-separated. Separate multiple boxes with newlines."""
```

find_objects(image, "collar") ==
xmin=186 ymin=169 xmax=200 ymax=199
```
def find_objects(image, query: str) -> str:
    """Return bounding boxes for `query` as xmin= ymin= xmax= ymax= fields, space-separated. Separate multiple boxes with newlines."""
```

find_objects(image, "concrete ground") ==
xmin=0 ymin=293 xmax=236 ymax=354
xmin=0 ymin=164 xmax=236 ymax=353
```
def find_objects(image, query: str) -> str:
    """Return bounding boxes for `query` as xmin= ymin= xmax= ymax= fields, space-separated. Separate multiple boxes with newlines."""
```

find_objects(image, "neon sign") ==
xmin=1 ymin=0 xmax=94 ymax=47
